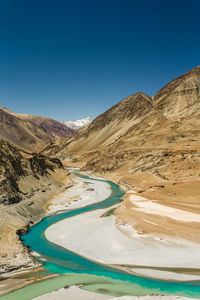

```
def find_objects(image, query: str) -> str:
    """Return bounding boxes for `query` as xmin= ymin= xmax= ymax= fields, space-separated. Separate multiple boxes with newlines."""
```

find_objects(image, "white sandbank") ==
xmin=47 ymin=172 xmax=111 ymax=214
xmin=127 ymin=192 xmax=200 ymax=222
xmin=130 ymin=268 xmax=200 ymax=281
xmin=46 ymin=207 xmax=200 ymax=270
xmin=34 ymin=285 xmax=111 ymax=300
xmin=42 ymin=173 xmax=200 ymax=299
xmin=33 ymin=286 xmax=199 ymax=300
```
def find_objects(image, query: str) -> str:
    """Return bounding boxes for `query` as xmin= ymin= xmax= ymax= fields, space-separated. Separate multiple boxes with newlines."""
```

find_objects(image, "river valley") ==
xmin=2 ymin=170 xmax=200 ymax=300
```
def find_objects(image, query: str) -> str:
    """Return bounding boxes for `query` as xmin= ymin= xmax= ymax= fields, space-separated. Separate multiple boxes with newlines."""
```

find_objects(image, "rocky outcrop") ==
xmin=0 ymin=138 xmax=63 ymax=206
xmin=0 ymin=137 xmax=69 ymax=274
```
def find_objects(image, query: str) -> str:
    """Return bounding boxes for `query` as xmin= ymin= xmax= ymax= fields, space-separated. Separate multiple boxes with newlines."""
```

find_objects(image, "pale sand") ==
xmin=111 ymin=297 xmax=200 ymax=300
xmin=33 ymin=286 xmax=199 ymax=300
xmin=47 ymin=172 xmax=111 ymax=214
xmin=130 ymin=268 xmax=200 ymax=281
xmin=46 ymin=207 xmax=200 ymax=270
xmin=127 ymin=192 xmax=200 ymax=222
xmin=0 ymin=268 xmax=57 ymax=297
xmin=34 ymin=285 xmax=111 ymax=300
xmin=38 ymin=173 xmax=200 ymax=299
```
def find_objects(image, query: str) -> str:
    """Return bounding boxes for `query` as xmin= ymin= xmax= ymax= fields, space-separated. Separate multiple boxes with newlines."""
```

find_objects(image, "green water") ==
xmin=2 ymin=171 xmax=200 ymax=299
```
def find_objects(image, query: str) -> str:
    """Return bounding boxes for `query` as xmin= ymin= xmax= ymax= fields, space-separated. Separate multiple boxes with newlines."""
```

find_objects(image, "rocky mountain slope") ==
xmin=0 ymin=138 xmax=62 ymax=205
xmin=0 ymin=108 xmax=75 ymax=152
xmin=153 ymin=66 xmax=200 ymax=119
xmin=45 ymin=92 xmax=164 ymax=157
xmin=44 ymin=66 xmax=200 ymax=242
xmin=14 ymin=113 xmax=76 ymax=138
xmin=0 ymin=108 xmax=74 ymax=276
xmin=0 ymin=137 xmax=70 ymax=274
xmin=0 ymin=108 xmax=52 ymax=152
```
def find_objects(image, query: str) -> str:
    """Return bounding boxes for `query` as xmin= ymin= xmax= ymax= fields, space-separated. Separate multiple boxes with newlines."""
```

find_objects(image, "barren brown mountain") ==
xmin=0 ymin=109 xmax=52 ymax=152
xmin=9 ymin=110 xmax=76 ymax=138
xmin=0 ymin=109 xmax=74 ymax=274
xmin=45 ymin=66 xmax=200 ymax=242
xmin=0 ymin=108 xmax=76 ymax=152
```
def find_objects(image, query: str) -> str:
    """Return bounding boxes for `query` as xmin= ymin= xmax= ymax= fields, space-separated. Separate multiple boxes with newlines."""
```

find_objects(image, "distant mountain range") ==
xmin=63 ymin=117 xmax=92 ymax=130
xmin=0 ymin=107 xmax=76 ymax=152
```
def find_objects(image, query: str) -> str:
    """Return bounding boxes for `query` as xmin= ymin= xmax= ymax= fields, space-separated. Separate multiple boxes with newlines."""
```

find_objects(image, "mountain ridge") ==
xmin=0 ymin=108 xmax=52 ymax=152
xmin=153 ymin=66 xmax=200 ymax=119
xmin=42 ymin=66 xmax=200 ymax=243
xmin=0 ymin=108 xmax=76 ymax=152
xmin=3 ymin=108 xmax=76 ymax=138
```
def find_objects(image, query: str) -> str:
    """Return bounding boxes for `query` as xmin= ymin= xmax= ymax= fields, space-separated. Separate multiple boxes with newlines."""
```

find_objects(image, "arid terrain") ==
xmin=0 ymin=137 xmax=71 ymax=276
xmin=0 ymin=107 xmax=76 ymax=152
xmin=1 ymin=66 xmax=200 ymax=299
xmin=44 ymin=66 xmax=200 ymax=243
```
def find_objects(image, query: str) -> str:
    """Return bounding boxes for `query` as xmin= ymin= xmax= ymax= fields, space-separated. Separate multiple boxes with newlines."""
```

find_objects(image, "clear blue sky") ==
xmin=0 ymin=0 xmax=199 ymax=121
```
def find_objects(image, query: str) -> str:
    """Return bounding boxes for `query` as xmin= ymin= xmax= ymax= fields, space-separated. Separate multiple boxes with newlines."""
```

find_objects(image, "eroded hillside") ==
xmin=0 ymin=108 xmax=76 ymax=152
xmin=44 ymin=66 xmax=200 ymax=242
xmin=11 ymin=113 xmax=76 ymax=138
xmin=0 ymin=137 xmax=70 ymax=274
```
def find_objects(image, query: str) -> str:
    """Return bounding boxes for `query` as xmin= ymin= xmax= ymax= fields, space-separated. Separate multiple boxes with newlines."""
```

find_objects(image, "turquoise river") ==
xmin=2 ymin=170 xmax=200 ymax=299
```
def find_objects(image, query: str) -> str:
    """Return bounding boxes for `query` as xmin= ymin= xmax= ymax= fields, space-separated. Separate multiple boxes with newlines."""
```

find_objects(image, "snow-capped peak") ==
xmin=63 ymin=117 xmax=92 ymax=130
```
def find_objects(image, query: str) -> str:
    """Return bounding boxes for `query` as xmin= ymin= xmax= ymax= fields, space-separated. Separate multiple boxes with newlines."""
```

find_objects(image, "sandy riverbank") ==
xmin=4 ymin=170 xmax=200 ymax=299
xmin=33 ymin=285 xmax=200 ymax=300
xmin=46 ymin=205 xmax=200 ymax=279
xmin=47 ymin=170 xmax=112 ymax=214
xmin=104 ymin=170 xmax=200 ymax=244
xmin=0 ymin=171 xmax=112 ymax=298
